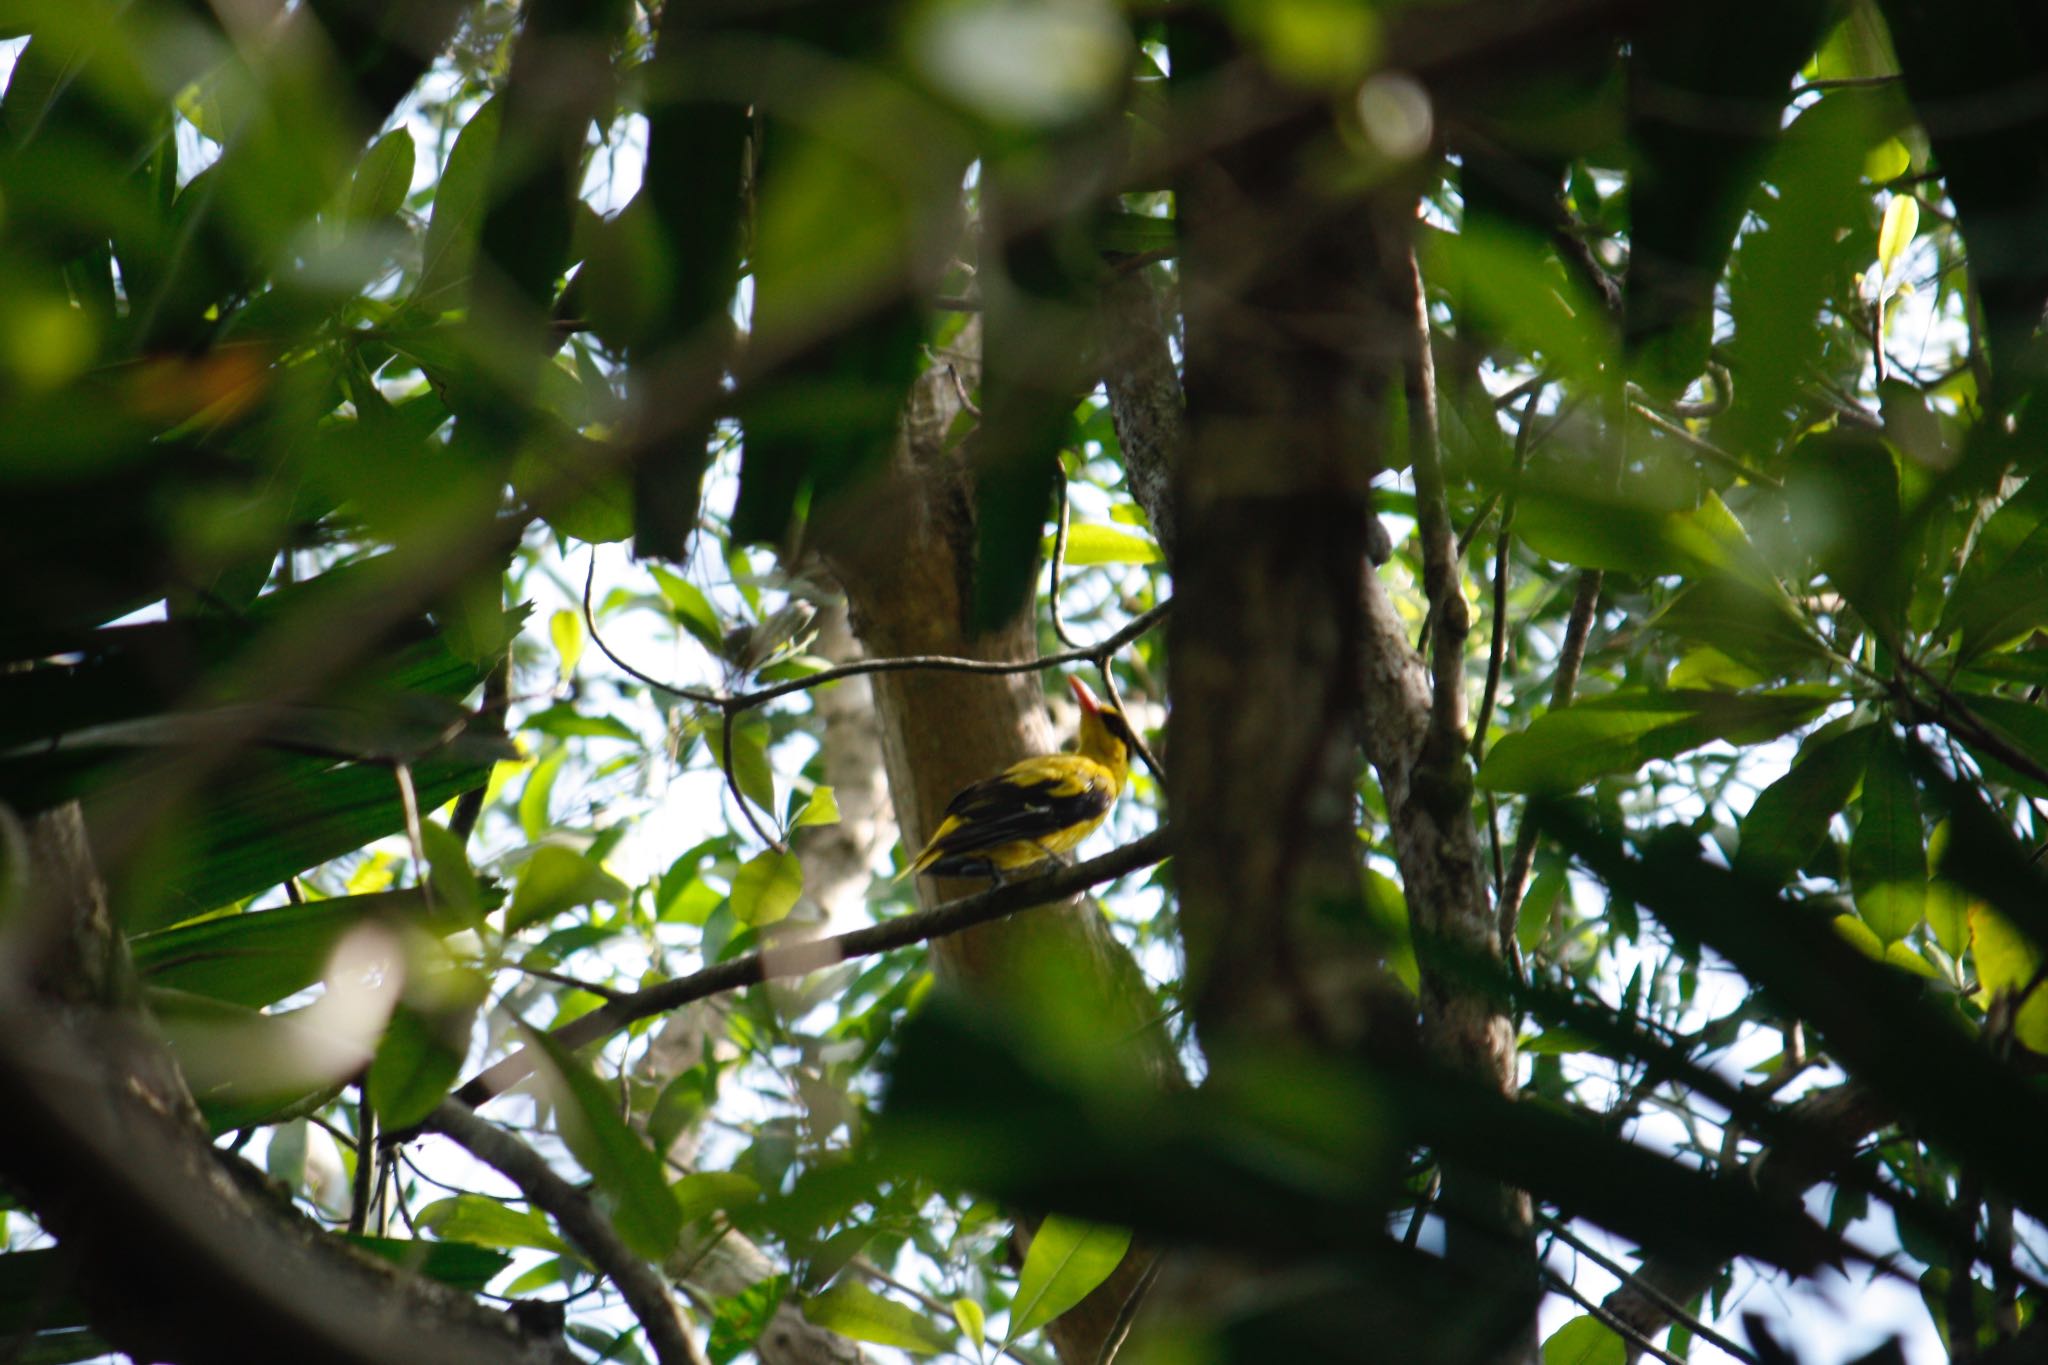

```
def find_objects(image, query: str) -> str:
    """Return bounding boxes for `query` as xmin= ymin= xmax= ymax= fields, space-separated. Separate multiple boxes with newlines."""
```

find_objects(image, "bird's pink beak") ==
xmin=1068 ymin=675 xmax=1102 ymax=714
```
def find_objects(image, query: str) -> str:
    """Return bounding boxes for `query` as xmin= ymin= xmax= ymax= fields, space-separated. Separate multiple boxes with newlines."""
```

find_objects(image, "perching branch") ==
xmin=448 ymin=827 xmax=1175 ymax=1110
xmin=421 ymin=1101 xmax=710 ymax=1365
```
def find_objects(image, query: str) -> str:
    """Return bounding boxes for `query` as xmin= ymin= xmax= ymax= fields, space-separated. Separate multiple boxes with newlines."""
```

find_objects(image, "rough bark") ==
xmin=810 ymin=325 xmax=1174 ymax=1363
xmin=1153 ymin=48 xmax=1537 ymax=1352
xmin=1097 ymin=265 xmax=1183 ymax=565
xmin=0 ymin=805 xmax=578 ymax=1365
xmin=1167 ymin=44 xmax=1415 ymax=1053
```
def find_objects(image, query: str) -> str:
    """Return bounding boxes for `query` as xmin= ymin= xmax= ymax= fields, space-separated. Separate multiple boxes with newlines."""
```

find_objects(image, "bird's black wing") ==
xmin=926 ymin=763 xmax=1113 ymax=856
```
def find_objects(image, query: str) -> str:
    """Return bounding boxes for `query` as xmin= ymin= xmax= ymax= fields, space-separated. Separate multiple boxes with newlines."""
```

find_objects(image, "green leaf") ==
xmin=367 ymin=960 xmax=487 ymax=1130
xmin=727 ymin=716 xmax=778 ymax=818
xmin=672 ymin=1170 xmax=763 ymax=1224
xmin=1477 ymin=690 xmax=1830 ymax=794
xmin=1652 ymin=579 xmax=1823 ymax=681
xmin=952 ymin=1298 xmax=987 ymax=1350
xmin=800 ymin=1282 xmax=955 ymax=1355
xmin=120 ymin=751 xmax=495 ymax=931
xmin=1053 ymin=523 xmax=1161 ymax=566
xmin=1940 ymin=475 xmax=2048 ymax=659
xmin=1542 ymin=1314 xmax=1627 ymax=1365
xmin=1850 ymin=734 xmax=1926 ymax=941
xmin=730 ymin=849 xmax=804 ymax=927
xmin=346 ymin=128 xmax=415 ymax=222
xmin=1971 ymin=904 xmax=2048 ymax=1052
xmin=1947 ymin=694 xmax=2048 ymax=796
xmin=417 ymin=1195 xmax=576 ymax=1257
xmin=518 ymin=747 xmax=567 ymax=839
xmin=343 ymin=1235 xmax=511 ymax=1292
xmin=1863 ymin=136 xmax=1910 ymax=183
xmin=1784 ymin=430 xmax=1908 ymax=634
xmin=416 ymin=98 xmax=503 ymax=314
xmin=1735 ymin=725 xmax=1872 ymax=883
xmin=525 ymin=1026 xmax=684 ymax=1260
xmin=1007 ymin=1216 xmax=1131 ymax=1341
xmin=520 ymin=705 xmax=641 ymax=742
xmin=649 ymin=565 xmax=725 ymax=654
xmin=1876 ymin=193 xmax=1918 ymax=279
xmin=550 ymin=608 xmax=584 ymax=678
xmin=506 ymin=845 xmax=629 ymax=933
xmin=794 ymin=786 xmax=841 ymax=827
xmin=131 ymin=889 xmax=436 ymax=1008
xmin=1427 ymin=225 xmax=1610 ymax=385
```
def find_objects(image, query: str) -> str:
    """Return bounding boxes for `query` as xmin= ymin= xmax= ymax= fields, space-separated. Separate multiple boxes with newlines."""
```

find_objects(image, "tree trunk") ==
xmin=811 ymin=325 xmax=1173 ymax=1363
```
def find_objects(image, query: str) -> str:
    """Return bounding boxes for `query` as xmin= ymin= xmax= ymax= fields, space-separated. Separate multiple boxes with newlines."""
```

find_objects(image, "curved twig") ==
xmin=421 ymin=1102 xmax=710 ymax=1365
xmin=583 ymin=552 xmax=1172 ymax=715
xmin=719 ymin=709 xmax=785 ymax=853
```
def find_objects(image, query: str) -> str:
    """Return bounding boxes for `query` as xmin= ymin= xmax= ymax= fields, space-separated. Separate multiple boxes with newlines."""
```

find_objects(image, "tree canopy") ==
xmin=5 ymin=2 xmax=2048 ymax=1364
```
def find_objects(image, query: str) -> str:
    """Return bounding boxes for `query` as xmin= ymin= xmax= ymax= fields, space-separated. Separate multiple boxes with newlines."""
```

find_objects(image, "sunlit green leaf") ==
xmin=801 ymin=1282 xmax=954 ymax=1354
xmin=417 ymin=1195 xmax=576 ymax=1257
xmin=1052 ymin=522 xmax=1161 ymax=566
xmin=545 ymin=612 xmax=583 ymax=685
xmin=506 ymin=845 xmax=629 ymax=932
xmin=1971 ymin=904 xmax=2048 ymax=1052
xmin=1541 ymin=1313 xmax=1626 ymax=1365
xmin=1007 ymin=1216 xmax=1131 ymax=1341
xmin=346 ymin=128 xmax=416 ymax=222
xmin=1477 ymin=690 xmax=1830 ymax=794
xmin=952 ymin=1297 xmax=987 ymax=1350
xmin=417 ymin=98 xmax=503 ymax=314
xmin=1875 ymin=193 xmax=1919 ymax=280
xmin=525 ymin=1026 xmax=683 ymax=1260
xmin=730 ymin=849 xmax=803 ymax=927
xmin=649 ymin=565 xmax=726 ymax=653
xmin=795 ymin=786 xmax=841 ymax=827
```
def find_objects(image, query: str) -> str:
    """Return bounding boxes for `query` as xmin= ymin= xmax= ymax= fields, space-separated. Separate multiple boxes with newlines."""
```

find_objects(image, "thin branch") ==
xmin=1095 ymin=659 xmax=1167 ymax=784
xmin=1541 ymin=1265 xmax=1689 ymax=1365
xmin=1896 ymin=657 xmax=2048 ymax=792
xmin=421 ymin=1102 xmax=710 ymax=1365
xmin=392 ymin=761 xmax=435 ymax=917
xmin=504 ymin=962 xmax=630 ymax=1002
xmin=1628 ymin=401 xmax=1784 ymax=491
xmin=945 ymin=363 xmax=983 ymax=418
xmin=1471 ymin=387 xmax=1543 ymax=763
xmin=1539 ymin=1216 xmax=1760 ymax=1365
xmin=450 ymin=656 xmax=511 ymax=844
xmin=1792 ymin=74 xmax=1902 ymax=96
xmin=446 ymin=827 xmax=1175 ymax=1110
xmin=720 ymin=708 xmax=786 ymax=853
xmin=1092 ymin=1253 xmax=1162 ymax=1365
xmin=582 ymin=551 xmax=1173 ymax=715
xmin=1498 ymin=568 xmax=1603 ymax=953
xmin=348 ymin=1093 xmax=376 ymax=1238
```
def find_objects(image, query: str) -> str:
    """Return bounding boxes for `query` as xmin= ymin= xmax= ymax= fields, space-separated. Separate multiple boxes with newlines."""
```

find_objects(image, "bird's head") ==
xmin=1069 ymin=675 xmax=1138 ymax=780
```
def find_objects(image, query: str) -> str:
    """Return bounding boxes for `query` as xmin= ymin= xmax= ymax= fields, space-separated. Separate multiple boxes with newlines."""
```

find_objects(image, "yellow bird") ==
xmin=902 ymin=675 xmax=1137 ymax=882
